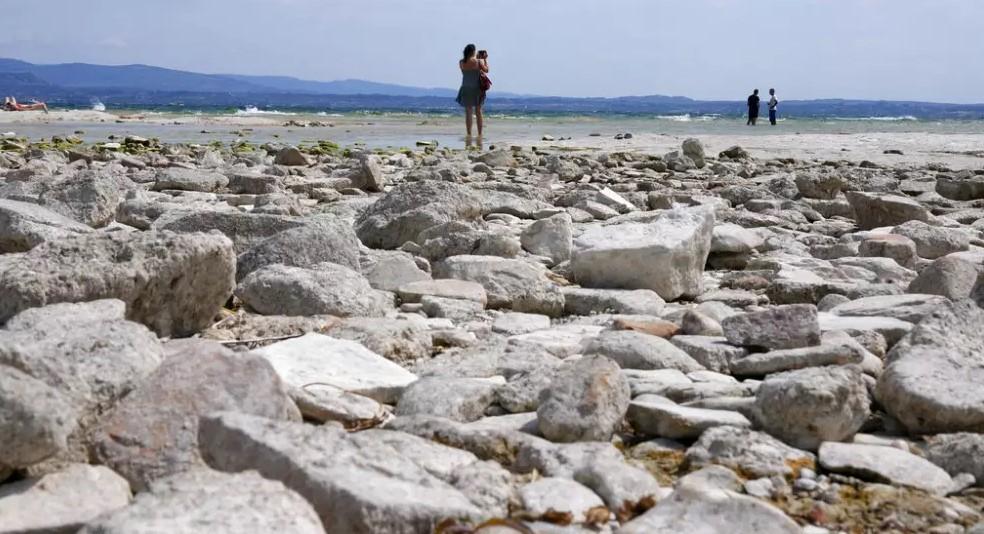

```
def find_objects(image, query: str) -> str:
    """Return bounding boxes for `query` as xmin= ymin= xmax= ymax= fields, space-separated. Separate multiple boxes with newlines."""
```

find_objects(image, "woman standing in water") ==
xmin=456 ymin=44 xmax=488 ymax=139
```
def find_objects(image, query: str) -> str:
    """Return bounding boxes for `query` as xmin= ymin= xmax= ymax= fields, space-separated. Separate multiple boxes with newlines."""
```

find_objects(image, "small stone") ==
xmin=517 ymin=477 xmax=605 ymax=523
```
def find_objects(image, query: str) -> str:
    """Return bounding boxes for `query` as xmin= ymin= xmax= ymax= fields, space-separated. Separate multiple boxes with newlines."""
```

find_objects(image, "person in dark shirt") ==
xmin=747 ymin=89 xmax=760 ymax=126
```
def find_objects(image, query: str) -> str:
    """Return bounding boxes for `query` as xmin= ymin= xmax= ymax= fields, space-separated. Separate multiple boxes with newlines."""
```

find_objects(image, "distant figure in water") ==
xmin=747 ymin=89 xmax=760 ymax=126
xmin=3 ymin=97 xmax=48 ymax=113
xmin=768 ymin=88 xmax=779 ymax=126
xmin=456 ymin=44 xmax=489 ymax=139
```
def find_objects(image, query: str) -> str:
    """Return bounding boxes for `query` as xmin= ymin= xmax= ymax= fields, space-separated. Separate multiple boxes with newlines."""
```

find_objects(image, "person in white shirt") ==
xmin=768 ymin=88 xmax=779 ymax=126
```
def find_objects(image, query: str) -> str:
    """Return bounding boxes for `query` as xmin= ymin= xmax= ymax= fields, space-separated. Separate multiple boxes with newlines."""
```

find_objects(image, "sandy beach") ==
xmin=3 ymin=109 xmax=984 ymax=169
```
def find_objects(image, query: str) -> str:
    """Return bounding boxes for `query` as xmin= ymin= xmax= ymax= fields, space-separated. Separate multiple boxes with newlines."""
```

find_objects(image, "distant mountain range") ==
xmin=1 ymin=57 xmax=983 ymax=119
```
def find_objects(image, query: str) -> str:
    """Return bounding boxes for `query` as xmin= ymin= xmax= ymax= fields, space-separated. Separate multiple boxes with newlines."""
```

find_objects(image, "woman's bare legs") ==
xmin=476 ymin=105 xmax=484 ymax=138
xmin=465 ymin=106 xmax=473 ymax=137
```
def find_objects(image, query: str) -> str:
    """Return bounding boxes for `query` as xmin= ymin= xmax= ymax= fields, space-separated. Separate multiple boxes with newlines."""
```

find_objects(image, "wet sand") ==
xmin=2 ymin=110 xmax=983 ymax=168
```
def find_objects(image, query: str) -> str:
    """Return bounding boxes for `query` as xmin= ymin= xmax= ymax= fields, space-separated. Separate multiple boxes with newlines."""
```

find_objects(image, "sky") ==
xmin=1 ymin=0 xmax=982 ymax=103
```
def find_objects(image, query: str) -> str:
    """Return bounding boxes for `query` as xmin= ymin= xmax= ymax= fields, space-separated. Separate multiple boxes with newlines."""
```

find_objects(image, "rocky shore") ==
xmin=2 ymin=133 xmax=984 ymax=533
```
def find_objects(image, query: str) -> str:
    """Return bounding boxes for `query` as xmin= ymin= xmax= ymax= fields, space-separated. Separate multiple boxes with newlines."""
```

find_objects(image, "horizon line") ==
xmin=3 ymin=56 xmax=984 ymax=107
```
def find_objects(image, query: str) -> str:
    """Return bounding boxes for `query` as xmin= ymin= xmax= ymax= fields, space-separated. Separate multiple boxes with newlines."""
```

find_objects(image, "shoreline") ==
xmin=1 ymin=110 xmax=983 ymax=168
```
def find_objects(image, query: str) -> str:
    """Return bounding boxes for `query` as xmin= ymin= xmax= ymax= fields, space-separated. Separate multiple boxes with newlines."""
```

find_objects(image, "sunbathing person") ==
xmin=3 ymin=97 xmax=48 ymax=113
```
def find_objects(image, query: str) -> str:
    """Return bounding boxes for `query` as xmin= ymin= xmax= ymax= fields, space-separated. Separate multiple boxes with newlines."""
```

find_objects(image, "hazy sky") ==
xmin=2 ymin=0 xmax=982 ymax=102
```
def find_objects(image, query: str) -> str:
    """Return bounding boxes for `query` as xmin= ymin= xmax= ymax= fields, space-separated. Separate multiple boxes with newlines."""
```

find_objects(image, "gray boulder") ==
xmin=755 ymin=365 xmax=870 ymax=450
xmin=40 ymin=170 xmax=131 ymax=227
xmin=327 ymin=317 xmax=433 ymax=364
xmin=236 ymin=217 xmax=361 ymax=281
xmin=711 ymin=223 xmax=763 ymax=254
xmin=0 ymin=300 xmax=162 ymax=437
xmin=350 ymin=153 xmax=386 ymax=192
xmin=517 ymin=477 xmax=604 ymax=523
xmin=729 ymin=342 xmax=865 ymax=377
xmin=573 ymin=458 xmax=662 ymax=511
xmin=152 ymin=210 xmax=304 ymax=253
xmin=892 ymin=220 xmax=969 ymax=259
xmin=819 ymin=442 xmax=953 ymax=495
xmin=936 ymin=173 xmax=984 ymax=201
xmin=252 ymin=333 xmax=417 ymax=404
xmin=90 ymin=341 xmax=299 ymax=491
xmin=795 ymin=173 xmax=844 ymax=200
xmin=153 ymin=168 xmax=229 ymax=192
xmin=686 ymin=426 xmax=816 ymax=479
xmin=670 ymin=335 xmax=746 ymax=374
xmin=628 ymin=397 xmax=752 ymax=439
xmin=858 ymin=234 xmax=917 ymax=269
xmin=198 ymin=411 xmax=483 ymax=533
xmin=908 ymin=255 xmax=981 ymax=299
xmin=830 ymin=293 xmax=950 ymax=324
xmin=520 ymin=212 xmax=573 ymax=265
xmin=664 ymin=151 xmax=697 ymax=172
xmin=356 ymin=181 xmax=483 ymax=249
xmin=0 ymin=198 xmax=92 ymax=252
xmin=0 ymin=365 xmax=78 ymax=467
xmin=274 ymin=146 xmax=309 ymax=166
xmin=682 ymin=138 xmax=706 ymax=168
xmin=584 ymin=330 xmax=704 ymax=372
xmin=236 ymin=263 xmax=391 ymax=317
xmin=845 ymin=191 xmax=931 ymax=230
xmin=537 ymin=354 xmax=631 ymax=443
xmin=79 ymin=469 xmax=324 ymax=534
xmin=923 ymin=433 xmax=984 ymax=486
xmin=619 ymin=477 xmax=800 ymax=534
xmin=433 ymin=255 xmax=564 ymax=316
xmin=395 ymin=377 xmax=500 ymax=422
xmin=722 ymin=304 xmax=821 ymax=350
xmin=1 ymin=464 xmax=131 ymax=534
xmin=360 ymin=249 xmax=431 ymax=292
xmin=562 ymin=287 xmax=665 ymax=316
xmin=571 ymin=207 xmax=715 ymax=301
xmin=876 ymin=300 xmax=984 ymax=434
xmin=0 ymin=231 xmax=235 ymax=337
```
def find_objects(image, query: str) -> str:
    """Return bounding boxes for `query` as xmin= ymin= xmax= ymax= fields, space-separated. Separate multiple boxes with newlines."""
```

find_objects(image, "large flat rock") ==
xmin=199 ymin=411 xmax=483 ymax=533
xmin=819 ymin=442 xmax=953 ymax=495
xmin=79 ymin=469 xmax=324 ymax=534
xmin=252 ymin=333 xmax=418 ymax=404
xmin=0 ymin=198 xmax=93 ymax=253
xmin=0 ymin=464 xmax=131 ymax=533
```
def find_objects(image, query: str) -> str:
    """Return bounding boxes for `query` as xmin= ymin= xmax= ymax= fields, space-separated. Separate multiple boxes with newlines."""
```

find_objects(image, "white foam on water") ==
xmin=831 ymin=116 xmax=919 ymax=122
xmin=91 ymin=99 xmax=106 ymax=112
xmin=654 ymin=114 xmax=718 ymax=122
xmin=235 ymin=106 xmax=297 ymax=116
